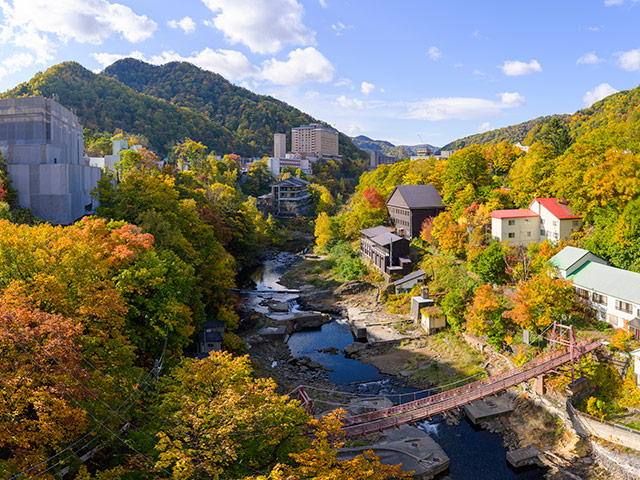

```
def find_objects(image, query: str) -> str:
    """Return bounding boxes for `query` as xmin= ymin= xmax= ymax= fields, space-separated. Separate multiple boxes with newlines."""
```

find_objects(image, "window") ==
xmin=553 ymin=220 xmax=558 ymax=227
xmin=616 ymin=299 xmax=632 ymax=314
xmin=592 ymin=293 xmax=607 ymax=305
xmin=576 ymin=288 xmax=589 ymax=300
xmin=572 ymin=220 xmax=579 ymax=227
xmin=540 ymin=229 xmax=545 ymax=236
xmin=508 ymin=219 xmax=515 ymax=226
xmin=527 ymin=231 xmax=531 ymax=237
xmin=525 ymin=218 xmax=530 ymax=223
xmin=508 ymin=232 xmax=515 ymax=238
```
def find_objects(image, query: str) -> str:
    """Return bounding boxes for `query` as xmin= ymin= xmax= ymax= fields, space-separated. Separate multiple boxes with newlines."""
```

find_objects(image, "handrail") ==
xmin=341 ymin=339 xmax=601 ymax=436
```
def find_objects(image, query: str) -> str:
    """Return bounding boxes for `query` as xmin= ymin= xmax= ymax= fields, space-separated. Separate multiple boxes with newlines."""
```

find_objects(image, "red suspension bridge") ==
xmin=297 ymin=323 xmax=602 ymax=437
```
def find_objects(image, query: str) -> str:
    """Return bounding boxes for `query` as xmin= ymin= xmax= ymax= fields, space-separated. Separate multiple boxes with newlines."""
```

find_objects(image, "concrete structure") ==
xmin=491 ymin=198 xmax=582 ymax=246
xmin=393 ymin=269 xmax=425 ymax=294
xmin=359 ymin=225 xmax=411 ymax=277
xmin=369 ymin=150 xmax=398 ymax=170
xmin=271 ymin=176 xmax=311 ymax=217
xmin=506 ymin=446 xmax=540 ymax=468
xmin=274 ymin=132 xmax=286 ymax=158
xmin=266 ymin=155 xmax=312 ymax=177
xmin=410 ymin=287 xmax=435 ymax=323
xmin=291 ymin=123 xmax=339 ymax=159
xmin=0 ymin=96 xmax=101 ymax=225
xmin=88 ymin=139 xmax=126 ymax=172
xmin=386 ymin=184 xmax=445 ymax=239
xmin=568 ymin=402 xmax=640 ymax=452
xmin=420 ymin=306 xmax=446 ymax=334
xmin=549 ymin=246 xmax=640 ymax=332
xmin=463 ymin=395 xmax=513 ymax=424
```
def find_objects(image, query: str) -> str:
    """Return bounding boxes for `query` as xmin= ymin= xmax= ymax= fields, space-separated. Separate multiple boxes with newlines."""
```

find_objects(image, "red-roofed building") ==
xmin=490 ymin=198 xmax=582 ymax=246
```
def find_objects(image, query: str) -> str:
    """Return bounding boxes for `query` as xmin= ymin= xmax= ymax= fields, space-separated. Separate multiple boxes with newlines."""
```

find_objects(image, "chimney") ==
xmin=421 ymin=286 xmax=429 ymax=299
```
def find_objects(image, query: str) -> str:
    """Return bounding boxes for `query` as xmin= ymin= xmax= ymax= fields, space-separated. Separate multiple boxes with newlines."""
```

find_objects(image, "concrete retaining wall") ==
xmin=567 ymin=402 xmax=640 ymax=451
xmin=590 ymin=441 xmax=640 ymax=480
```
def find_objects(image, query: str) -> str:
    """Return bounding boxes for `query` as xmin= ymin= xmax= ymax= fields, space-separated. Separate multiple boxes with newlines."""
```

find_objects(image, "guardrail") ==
xmin=567 ymin=402 xmax=640 ymax=437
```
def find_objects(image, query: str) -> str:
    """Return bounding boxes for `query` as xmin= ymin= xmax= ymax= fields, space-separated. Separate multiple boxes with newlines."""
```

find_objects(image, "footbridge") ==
xmin=296 ymin=323 xmax=602 ymax=437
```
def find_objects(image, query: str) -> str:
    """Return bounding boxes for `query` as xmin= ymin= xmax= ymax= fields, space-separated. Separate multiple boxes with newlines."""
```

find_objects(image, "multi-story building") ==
xmin=291 ymin=124 xmax=339 ymax=159
xmin=274 ymin=133 xmax=286 ymax=158
xmin=271 ymin=176 xmax=311 ymax=217
xmin=0 ymin=96 xmax=101 ymax=225
xmin=369 ymin=151 xmax=399 ymax=170
xmin=549 ymin=246 xmax=640 ymax=338
xmin=267 ymin=155 xmax=312 ymax=178
xmin=386 ymin=184 xmax=445 ymax=239
xmin=491 ymin=198 xmax=582 ymax=246
xmin=359 ymin=225 xmax=411 ymax=277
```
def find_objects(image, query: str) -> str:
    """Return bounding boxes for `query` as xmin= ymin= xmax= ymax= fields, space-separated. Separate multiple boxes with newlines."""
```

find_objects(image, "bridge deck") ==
xmin=341 ymin=339 xmax=601 ymax=437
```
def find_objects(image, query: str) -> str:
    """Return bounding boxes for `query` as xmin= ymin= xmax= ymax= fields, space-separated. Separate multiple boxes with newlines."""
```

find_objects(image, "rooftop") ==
xmin=272 ymin=177 xmax=310 ymax=188
xmin=490 ymin=209 xmax=539 ymax=219
xmin=386 ymin=185 xmax=444 ymax=209
xmin=370 ymin=231 xmax=403 ymax=246
xmin=393 ymin=269 xmax=426 ymax=286
xmin=532 ymin=198 xmax=581 ymax=220
xmin=361 ymin=225 xmax=393 ymax=238
xmin=548 ymin=246 xmax=592 ymax=271
xmin=568 ymin=261 xmax=640 ymax=306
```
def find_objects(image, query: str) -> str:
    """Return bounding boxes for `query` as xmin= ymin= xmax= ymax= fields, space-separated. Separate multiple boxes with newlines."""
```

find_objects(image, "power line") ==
xmin=0 ymin=320 xmax=172 ymax=479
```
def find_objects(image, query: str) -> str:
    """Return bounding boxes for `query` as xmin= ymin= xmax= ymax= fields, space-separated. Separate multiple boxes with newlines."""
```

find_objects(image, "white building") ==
xmin=267 ymin=156 xmax=312 ymax=178
xmin=549 ymin=246 xmax=640 ymax=337
xmin=274 ymin=133 xmax=286 ymax=158
xmin=0 ymin=97 xmax=101 ymax=225
xmin=491 ymin=198 xmax=582 ymax=246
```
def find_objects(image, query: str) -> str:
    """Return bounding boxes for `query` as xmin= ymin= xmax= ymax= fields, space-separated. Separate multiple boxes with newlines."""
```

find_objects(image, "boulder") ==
xmin=289 ymin=312 xmax=333 ymax=332
xmin=343 ymin=342 xmax=368 ymax=357
xmin=288 ymin=356 xmax=328 ymax=371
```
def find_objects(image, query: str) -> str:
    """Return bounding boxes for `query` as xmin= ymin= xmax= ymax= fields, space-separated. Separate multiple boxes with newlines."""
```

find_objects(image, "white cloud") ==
xmin=0 ymin=0 xmax=156 ymax=79
xmin=168 ymin=16 xmax=196 ymax=34
xmin=202 ymin=0 xmax=315 ymax=54
xmin=473 ymin=69 xmax=485 ymax=76
xmin=583 ymin=83 xmax=618 ymax=106
xmin=347 ymin=124 xmax=361 ymax=135
xmin=587 ymin=26 xmax=601 ymax=32
xmin=305 ymin=90 xmax=319 ymax=99
xmin=477 ymin=122 xmax=491 ymax=133
xmin=427 ymin=46 xmax=442 ymax=60
xmin=577 ymin=52 xmax=604 ymax=65
xmin=616 ymin=48 xmax=640 ymax=71
xmin=91 ymin=50 xmax=146 ymax=68
xmin=604 ymin=0 xmax=624 ymax=5
xmin=361 ymin=81 xmax=375 ymax=95
xmin=404 ymin=92 xmax=525 ymax=121
xmin=334 ymin=77 xmax=353 ymax=88
xmin=499 ymin=59 xmax=542 ymax=76
xmin=331 ymin=21 xmax=352 ymax=36
xmin=261 ymin=47 xmax=334 ymax=85
xmin=319 ymin=0 xmax=328 ymax=6
xmin=334 ymin=95 xmax=364 ymax=110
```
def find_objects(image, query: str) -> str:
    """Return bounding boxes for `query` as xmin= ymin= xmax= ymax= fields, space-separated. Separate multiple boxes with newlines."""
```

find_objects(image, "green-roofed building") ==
xmin=548 ymin=247 xmax=640 ymax=338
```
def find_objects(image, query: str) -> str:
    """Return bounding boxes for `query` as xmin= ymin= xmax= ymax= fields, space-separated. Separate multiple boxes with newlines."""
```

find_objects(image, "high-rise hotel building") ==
xmin=291 ymin=124 xmax=339 ymax=158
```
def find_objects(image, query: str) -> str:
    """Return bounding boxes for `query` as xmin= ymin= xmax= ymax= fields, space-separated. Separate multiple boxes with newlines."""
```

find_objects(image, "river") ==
xmin=240 ymin=252 xmax=547 ymax=479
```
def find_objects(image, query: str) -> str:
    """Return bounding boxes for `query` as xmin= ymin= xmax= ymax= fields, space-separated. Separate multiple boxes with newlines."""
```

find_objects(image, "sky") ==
xmin=1 ymin=0 xmax=640 ymax=148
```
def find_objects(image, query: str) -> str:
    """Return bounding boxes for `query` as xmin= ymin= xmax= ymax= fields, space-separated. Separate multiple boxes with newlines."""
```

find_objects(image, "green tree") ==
xmin=469 ymin=242 xmax=509 ymax=284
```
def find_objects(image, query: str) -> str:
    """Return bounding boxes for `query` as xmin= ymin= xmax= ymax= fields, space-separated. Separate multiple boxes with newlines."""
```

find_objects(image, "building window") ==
xmin=615 ymin=299 xmax=633 ymax=314
xmin=527 ymin=231 xmax=531 ymax=237
xmin=508 ymin=219 xmax=515 ymax=226
xmin=592 ymin=293 xmax=607 ymax=305
xmin=572 ymin=220 xmax=579 ymax=227
xmin=576 ymin=288 xmax=589 ymax=300
xmin=508 ymin=232 xmax=515 ymax=238
xmin=540 ymin=230 xmax=545 ymax=236
xmin=553 ymin=220 xmax=558 ymax=227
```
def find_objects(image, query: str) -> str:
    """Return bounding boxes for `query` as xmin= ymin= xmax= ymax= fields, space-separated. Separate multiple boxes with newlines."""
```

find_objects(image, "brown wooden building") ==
xmin=386 ymin=185 xmax=445 ymax=239
xmin=360 ymin=225 xmax=411 ymax=277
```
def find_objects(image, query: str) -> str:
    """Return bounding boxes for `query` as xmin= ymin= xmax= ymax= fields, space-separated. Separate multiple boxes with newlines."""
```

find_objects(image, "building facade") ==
xmin=274 ymin=133 xmax=286 ymax=158
xmin=0 ymin=96 xmax=101 ymax=225
xmin=267 ymin=155 xmax=312 ymax=178
xmin=291 ymin=124 xmax=339 ymax=158
xmin=386 ymin=184 xmax=445 ymax=239
xmin=549 ymin=246 xmax=640 ymax=336
xmin=360 ymin=225 xmax=411 ymax=277
xmin=491 ymin=198 xmax=582 ymax=246
xmin=369 ymin=151 xmax=399 ymax=170
xmin=271 ymin=176 xmax=311 ymax=217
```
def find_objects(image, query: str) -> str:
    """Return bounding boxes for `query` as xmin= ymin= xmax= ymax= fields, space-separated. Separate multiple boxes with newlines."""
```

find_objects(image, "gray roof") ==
xmin=386 ymin=185 xmax=444 ymax=209
xmin=568 ymin=261 xmax=640 ymax=306
xmin=629 ymin=318 xmax=640 ymax=330
xmin=360 ymin=225 xmax=392 ymax=238
xmin=548 ymin=246 xmax=590 ymax=271
xmin=393 ymin=269 xmax=426 ymax=286
xmin=370 ymin=231 xmax=403 ymax=246
xmin=272 ymin=177 xmax=310 ymax=187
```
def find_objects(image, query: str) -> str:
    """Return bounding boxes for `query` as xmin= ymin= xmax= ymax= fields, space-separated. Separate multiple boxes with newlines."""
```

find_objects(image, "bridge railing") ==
xmin=342 ymin=339 xmax=601 ymax=430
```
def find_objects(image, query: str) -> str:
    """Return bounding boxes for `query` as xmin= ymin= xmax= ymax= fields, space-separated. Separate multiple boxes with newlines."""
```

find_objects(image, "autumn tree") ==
xmin=315 ymin=212 xmax=333 ymax=252
xmin=468 ymin=242 xmax=509 ymax=285
xmin=465 ymin=285 xmax=509 ymax=348
xmin=507 ymin=274 xmax=575 ymax=332
xmin=508 ymin=142 xmax=558 ymax=208
xmin=431 ymin=211 xmax=468 ymax=257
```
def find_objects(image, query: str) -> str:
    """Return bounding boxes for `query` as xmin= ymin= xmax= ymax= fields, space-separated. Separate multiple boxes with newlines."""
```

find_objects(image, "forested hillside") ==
xmin=442 ymin=84 xmax=640 ymax=151
xmin=102 ymin=59 xmax=368 ymax=163
xmin=351 ymin=135 xmax=417 ymax=158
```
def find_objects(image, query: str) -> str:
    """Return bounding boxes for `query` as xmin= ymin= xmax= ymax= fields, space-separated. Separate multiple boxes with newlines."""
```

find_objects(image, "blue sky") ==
xmin=1 ymin=0 xmax=639 ymax=147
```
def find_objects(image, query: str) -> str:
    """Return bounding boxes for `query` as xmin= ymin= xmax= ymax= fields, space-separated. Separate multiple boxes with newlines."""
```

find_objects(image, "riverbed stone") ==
xmin=289 ymin=312 xmax=333 ymax=331
xmin=343 ymin=342 xmax=368 ymax=357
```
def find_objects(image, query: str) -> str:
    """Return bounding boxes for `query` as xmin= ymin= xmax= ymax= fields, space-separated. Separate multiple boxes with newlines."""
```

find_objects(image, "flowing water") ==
xmin=240 ymin=253 xmax=547 ymax=479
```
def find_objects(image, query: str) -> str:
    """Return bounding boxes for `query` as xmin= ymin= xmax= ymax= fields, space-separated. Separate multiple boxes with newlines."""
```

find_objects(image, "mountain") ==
xmin=102 ymin=59 xmax=367 ymax=162
xmin=1 ymin=60 xmax=368 ymax=164
xmin=442 ymin=84 xmax=640 ymax=151
xmin=351 ymin=135 xmax=438 ymax=159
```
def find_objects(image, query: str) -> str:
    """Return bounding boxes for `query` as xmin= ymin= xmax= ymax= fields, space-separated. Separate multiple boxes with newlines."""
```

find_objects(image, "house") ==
xmin=548 ymin=246 xmax=640 ymax=335
xmin=270 ymin=176 xmax=311 ymax=217
xmin=196 ymin=320 xmax=225 ymax=357
xmin=360 ymin=225 xmax=411 ymax=277
xmin=491 ymin=198 xmax=582 ymax=246
xmin=393 ymin=269 xmax=426 ymax=294
xmin=386 ymin=185 xmax=445 ymax=239
xmin=0 ymin=96 xmax=101 ymax=225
